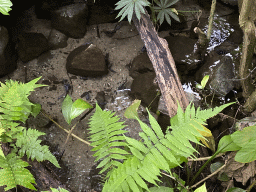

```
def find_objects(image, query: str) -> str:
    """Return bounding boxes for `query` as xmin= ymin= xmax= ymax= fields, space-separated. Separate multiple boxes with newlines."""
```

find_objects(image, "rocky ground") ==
xmin=1 ymin=0 xmax=253 ymax=191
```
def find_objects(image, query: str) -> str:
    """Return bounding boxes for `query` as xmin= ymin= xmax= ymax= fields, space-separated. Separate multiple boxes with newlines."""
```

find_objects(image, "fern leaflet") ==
xmin=0 ymin=151 xmax=36 ymax=191
xmin=15 ymin=128 xmax=60 ymax=168
xmin=88 ymin=104 xmax=129 ymax=174
xmin=0 ymin=77 xmax=46 ymax=123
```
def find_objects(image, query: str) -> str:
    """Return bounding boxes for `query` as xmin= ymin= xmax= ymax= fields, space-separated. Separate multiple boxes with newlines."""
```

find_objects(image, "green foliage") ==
xmin=194 ymin=183 xmax=207 ymax=192
xmin=88 ymin=104 xmax=129 ymax=174
xmin=196 ymin=75 xmax=209 ymax=90
xmin=115 ymin=0 xmax=150 ymax=23
xmin=115 ymin=0 xmax=179 ymax=26
xmin=0 ymin=77 xmax=46 ymax=123
xmin=89 ymin=101 xmax=233 ymax=191
xmin=217 ymin=125 xmax=256 ymax=163
xmin=124 ymin=99 xmax=141 ymax=119
xmin=15 ymin=128 xmax=60 ymax=168
xmin=0 ymin=77 xmax=60 ymax=191
xmin=0 ymin=151 xmax=36 ymax=191
xmin=0 ymin=0 xmax=12 ymax=15
xmin=153 ymin=0 xmax=180 ymax=25
xmin=62 ymin=94 xmax=92 ymax=125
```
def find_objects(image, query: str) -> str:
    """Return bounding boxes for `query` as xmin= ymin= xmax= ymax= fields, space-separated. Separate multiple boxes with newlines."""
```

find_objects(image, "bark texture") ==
xmin=132 ymin=11 xmax=189 ymax=118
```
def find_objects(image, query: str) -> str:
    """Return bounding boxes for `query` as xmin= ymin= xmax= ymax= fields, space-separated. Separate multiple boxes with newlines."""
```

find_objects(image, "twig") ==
xmin=41 ymin=110 xmax=91 ymax=146
xmin=63 ymin=122 xmax=77 ymax=148
xmin=190 ymin=160 xmax=227 ymax=189
xmin=247 ymin=178 xmax=256 ymax=192
xmin=188 ymin=153 xmax=224 ymax=162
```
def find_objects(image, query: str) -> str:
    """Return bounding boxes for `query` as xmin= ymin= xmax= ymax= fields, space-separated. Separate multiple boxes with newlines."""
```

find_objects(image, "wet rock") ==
xmin=129 ymin=52 xmax=154 ymax=79
xmin=51 ymin=3 xmax=88 ymax=39
xmin=165 ymin=36 xmax=199 ymax=73
xmin=196 ymin=0 xmax=212 ymax=9
xmin=235 ymin=117 xmax=256 ymax=131
xmin=226 ymin=26 xmax=243 ymax=45
xmin=95 ymin=91 xmax=106 ymax=110
xmin=48 ymin=28 xmax=68 ymax=50
xmin=66 ymin=44 xmax=108 ymax=77
xmin=17 ymin=32 xmax=49 ymax=63
xmin=87 ymin=0 xmax=117 ymax=25
xmin=130 ymin=72 xmax=159 ymax=112
xmin=197 ymin=55 xmax=235 ymax=97
xmin=209 ymin=56 xmax=235 ymax=96
xmin=0 ymin=26 xmax=17 ymax=77
xmin=220 ymin=0 xmax=238 ymax=6
xmin=35 ymin=0 xmax=76 ymax=20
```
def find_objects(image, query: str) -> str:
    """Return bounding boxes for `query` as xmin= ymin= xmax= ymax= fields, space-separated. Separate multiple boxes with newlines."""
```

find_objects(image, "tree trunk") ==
xmin=132 ymin=11 xmax=189 ymax=118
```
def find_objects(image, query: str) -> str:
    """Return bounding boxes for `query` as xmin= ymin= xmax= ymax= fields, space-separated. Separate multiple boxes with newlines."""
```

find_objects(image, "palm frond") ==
xmin=115 ymin=0 xmax=150 ymax=23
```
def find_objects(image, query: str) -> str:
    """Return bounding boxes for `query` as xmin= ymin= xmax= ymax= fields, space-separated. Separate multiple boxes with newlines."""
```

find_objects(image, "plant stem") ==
xmin=189 ymin=142 xmax=232 ymax=186
xmin=207 ymin=0 xmax=216 ymax=40
xmin=247 ymin=179 xmax=256 ymax=191
xmin=188 ymin=153 xmax=224 ymax=161
xmin=189 ymin=160 xmax=227 ymax=189
xmin=41 ymin=110 xmax=91 ymax=146
xmin=161 ymin=172 xmax=190 ymax=192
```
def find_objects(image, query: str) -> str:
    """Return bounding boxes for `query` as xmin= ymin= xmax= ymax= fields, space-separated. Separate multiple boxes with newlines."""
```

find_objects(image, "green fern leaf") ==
xmin=0 ymin=76 xmax=46 ymax=123
xmin=89 ymin=104 xmax=128 ymax=174
xmin=15 ymin=128 xmax=60 ymax=168
xmin=0 ymin=118 xmax=24 ymax=142
xmin=0 ymin=152 xmax=36 ymax=191
xmin=101 ymin=102 xmax=233 ymax=191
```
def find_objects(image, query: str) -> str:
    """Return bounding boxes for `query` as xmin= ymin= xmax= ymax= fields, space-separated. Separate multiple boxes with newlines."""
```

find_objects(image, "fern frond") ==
xmin=0 ymin=76 xmax=46 ymax=123
xmin=15 ymin=128 xmax=60 ymax=168
xmin=0 ymin=151 xmax=36 ymax=191
xmin=102 ymin=102 xmax=233 ymax=191
xmin=89 ymin=104 xmax=129 ymax=174
xmin=0 ymin=118 xmax=24 ymax=142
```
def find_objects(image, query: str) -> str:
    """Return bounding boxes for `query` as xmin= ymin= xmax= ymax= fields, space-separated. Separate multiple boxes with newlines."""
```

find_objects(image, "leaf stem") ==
xmin=41 ymin=110 xmax=91 ymax=146
xmin=188 ymin=153 xmax=224 ymax=161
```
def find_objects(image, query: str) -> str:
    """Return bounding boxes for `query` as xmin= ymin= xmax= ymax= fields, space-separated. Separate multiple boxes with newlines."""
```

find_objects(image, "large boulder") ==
xmin=0 ymin=26 xmax=17 ymax=77
xmin=51 ymin=3 xmax=88 ymax=39
xmin=130 ymin=72 xmax=159 ymax=113
xmin=196 ymin=54 xmax=236 ymax=96
xmin=165 ymin=36 xmax=199 ymax=73
xmin=17 ymin=32 xmax=49 ymax=63
xmin=35 ymin=0 xmax=75 ymax=20
xmin=129 ymin=52 xmax=154 ymax=79
xmin=48 ymin=28 xmax=68 ymax=50
xmin=66 ymin=44 xmax=108 ymax=77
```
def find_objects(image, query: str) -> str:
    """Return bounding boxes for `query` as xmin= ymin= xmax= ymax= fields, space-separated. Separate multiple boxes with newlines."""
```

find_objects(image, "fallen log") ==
xmin=132 ymin=11 xmax=189 ymax=118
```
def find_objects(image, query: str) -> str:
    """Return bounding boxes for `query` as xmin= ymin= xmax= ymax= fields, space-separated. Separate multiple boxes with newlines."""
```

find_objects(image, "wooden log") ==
xmin=132 ymin=11 xmax=189 ymax=118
